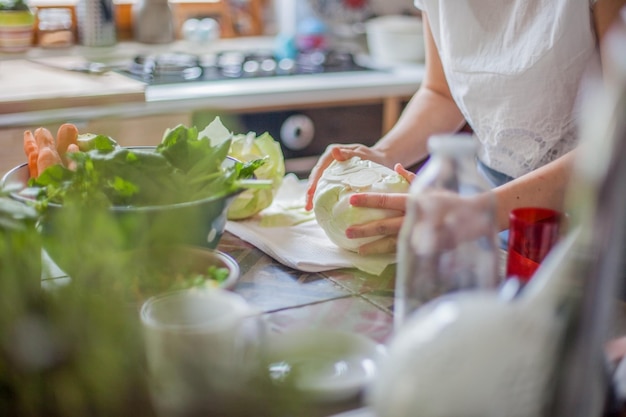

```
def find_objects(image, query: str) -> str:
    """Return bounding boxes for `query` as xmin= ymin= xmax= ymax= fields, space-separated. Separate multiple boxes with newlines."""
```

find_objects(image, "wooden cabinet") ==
xmin=1 ymin=126 xmax=33 ymax=177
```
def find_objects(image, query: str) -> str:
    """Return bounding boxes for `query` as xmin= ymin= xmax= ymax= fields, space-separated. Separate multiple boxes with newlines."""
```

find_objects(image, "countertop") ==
xmin=0 ymin=57 xmax=146 ymax=114
xmin=0 ymin=38 xmax=424 ymax=128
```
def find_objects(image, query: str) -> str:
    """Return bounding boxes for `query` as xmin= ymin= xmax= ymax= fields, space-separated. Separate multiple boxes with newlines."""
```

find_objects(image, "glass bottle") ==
xmin=394 ymin=133 xmax=500 ymax=329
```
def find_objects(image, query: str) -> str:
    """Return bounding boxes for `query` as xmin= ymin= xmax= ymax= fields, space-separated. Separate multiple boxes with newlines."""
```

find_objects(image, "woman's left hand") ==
xmin=345 ymin=164 xmax=415 ymax=255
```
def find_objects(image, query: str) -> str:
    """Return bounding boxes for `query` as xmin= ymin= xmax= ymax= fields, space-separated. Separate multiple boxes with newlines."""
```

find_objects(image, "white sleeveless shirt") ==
xmin=414 ymin=0 xmax=600 ymax=179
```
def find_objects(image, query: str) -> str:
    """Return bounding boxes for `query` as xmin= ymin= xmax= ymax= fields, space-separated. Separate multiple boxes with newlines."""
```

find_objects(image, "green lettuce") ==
xmin=200 ymin=118 xmax=285 ymax=220
xmin=29 ymin=119 xmax=265 ymax=208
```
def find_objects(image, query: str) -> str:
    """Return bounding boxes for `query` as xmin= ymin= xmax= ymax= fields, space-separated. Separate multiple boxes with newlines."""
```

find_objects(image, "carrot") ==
xmin=65 ymin=143 xmax=80 ymax=171
xmin=37 ymin=146 xmax=62 ymax=176
xmin=23 ymin=130 xmax=38 ymax=157
xmin=27 ymin=149 xmax=39 ymax=179
xmin=34 ymin=127 xmax=56 ymax=150
xmin=23 ymin=130 xmax=39 ymax=178
xmin=56 ymin=123 xmax=78 ymax=159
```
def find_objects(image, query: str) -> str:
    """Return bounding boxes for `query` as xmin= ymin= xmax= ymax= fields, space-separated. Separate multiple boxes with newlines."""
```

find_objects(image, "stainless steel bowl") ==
xmin=2 ymin=149 xmax=244 ymax=279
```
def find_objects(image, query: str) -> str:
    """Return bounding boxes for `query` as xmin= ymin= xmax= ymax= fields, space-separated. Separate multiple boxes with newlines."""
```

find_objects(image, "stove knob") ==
xmin=280 ymin=114 xmax=315 ymax=150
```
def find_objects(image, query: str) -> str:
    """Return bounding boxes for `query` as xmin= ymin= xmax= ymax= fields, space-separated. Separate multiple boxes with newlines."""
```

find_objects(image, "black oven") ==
xmin=232 ymin=103 xmax=384 ymax=177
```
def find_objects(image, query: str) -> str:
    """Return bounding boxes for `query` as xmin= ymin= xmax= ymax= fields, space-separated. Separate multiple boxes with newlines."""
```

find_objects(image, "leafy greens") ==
xmin=28 ymin=119 xmax=266 ymax=208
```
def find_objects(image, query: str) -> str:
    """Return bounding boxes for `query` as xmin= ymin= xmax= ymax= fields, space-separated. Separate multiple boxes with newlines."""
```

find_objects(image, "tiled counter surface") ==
xmin=219 ymin=233 xmax=397 ymax=416
xmin=42 ymin=231 xmax=512 ymax=347
xmin=218 ymin=233 xmax=396 ymax=343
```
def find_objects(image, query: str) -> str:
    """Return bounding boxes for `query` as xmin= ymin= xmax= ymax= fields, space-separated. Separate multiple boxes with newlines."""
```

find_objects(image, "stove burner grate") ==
xmin=130 ymin=52 xmax=203 ymax=81
xmin=120 ymin=49 xmax=372 ymax=85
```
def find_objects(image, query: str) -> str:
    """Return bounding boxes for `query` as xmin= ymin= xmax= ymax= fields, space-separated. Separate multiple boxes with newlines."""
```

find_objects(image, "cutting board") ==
xmin=0 ymin=57 xmax=146 ymax=114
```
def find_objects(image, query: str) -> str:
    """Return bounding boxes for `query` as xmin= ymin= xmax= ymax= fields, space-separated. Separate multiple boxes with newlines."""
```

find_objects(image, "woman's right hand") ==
xmin=304 ymin=143 xmax=388 ymax=211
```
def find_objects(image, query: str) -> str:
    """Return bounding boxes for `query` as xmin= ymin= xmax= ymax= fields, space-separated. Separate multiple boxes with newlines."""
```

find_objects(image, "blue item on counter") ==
xmin=297 ymin=17 xmax=327 ymax=35
xmin=274 ymin=33 xmax=298 ymax=60
xmin=296 ymin=17 xmax=328 ymax=51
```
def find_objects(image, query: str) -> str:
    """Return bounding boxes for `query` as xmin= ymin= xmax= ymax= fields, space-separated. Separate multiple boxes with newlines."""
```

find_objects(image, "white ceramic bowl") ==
xmin=365 ymin=15 xmax=425 ymax=65
xmin=265 ymin=329 xmax=387 ymax=403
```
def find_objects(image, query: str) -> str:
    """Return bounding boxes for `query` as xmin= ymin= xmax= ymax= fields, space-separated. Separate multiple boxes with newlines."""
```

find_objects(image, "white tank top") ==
xmin=414 ymin=0 xmax=600 ymax=178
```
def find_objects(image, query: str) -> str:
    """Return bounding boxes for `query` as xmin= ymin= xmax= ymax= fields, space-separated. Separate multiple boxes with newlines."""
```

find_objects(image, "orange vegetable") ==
xmin=27 ymin=149 xmax=39 ymax=179
xmin=56 ymin=123 xmax=78 ymax=159
xmin=65 ymin=143 xmax=80 ymax=171
xmin=34 ymin=127 xmax=56 ymax=150
xmin=23 ymin=130 xmax=39 ymax=178
xmin=37 ymin=146 xmax=62 ymax=176
xmin=23 ymin=130 xmax=38 ymax=157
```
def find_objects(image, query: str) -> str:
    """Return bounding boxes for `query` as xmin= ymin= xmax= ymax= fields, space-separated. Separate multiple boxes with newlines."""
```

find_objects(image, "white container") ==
xmin=365 ymin=15 xmax=424 ymax=65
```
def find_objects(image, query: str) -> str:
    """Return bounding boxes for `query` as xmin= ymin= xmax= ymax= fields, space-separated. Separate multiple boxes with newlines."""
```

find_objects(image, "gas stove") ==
xmin=117 ymin=49 xmax=372 ymax=85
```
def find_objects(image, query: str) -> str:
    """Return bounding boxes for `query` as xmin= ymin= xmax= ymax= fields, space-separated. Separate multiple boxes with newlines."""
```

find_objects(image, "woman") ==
xmin=305 ymin=0 xmax=626 ymax=255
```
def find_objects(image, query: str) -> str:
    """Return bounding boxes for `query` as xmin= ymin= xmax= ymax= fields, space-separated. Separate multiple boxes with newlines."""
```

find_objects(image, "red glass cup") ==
xmin=506 ymin=207 xmax=563 ymax=283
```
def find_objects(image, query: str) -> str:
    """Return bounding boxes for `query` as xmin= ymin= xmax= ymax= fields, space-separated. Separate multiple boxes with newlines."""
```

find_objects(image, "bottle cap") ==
xmin=427 ymin=133 xmax=476 ymax=155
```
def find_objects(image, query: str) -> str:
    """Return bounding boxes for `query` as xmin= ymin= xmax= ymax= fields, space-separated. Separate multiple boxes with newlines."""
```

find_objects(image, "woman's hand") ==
xmin=345 ymin=165 xmax=495 ymax=255
xmin=305 ymin=144 xmax=389 ymax=211
xmin=343 ymin=164 xmax=416 ymax=255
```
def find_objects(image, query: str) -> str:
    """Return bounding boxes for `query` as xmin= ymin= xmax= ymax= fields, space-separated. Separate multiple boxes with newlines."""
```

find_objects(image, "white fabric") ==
xmin=225 ymin=174 xmax=396 ymax=275
xmin=413 ymin=0 xmax=600 ymax=178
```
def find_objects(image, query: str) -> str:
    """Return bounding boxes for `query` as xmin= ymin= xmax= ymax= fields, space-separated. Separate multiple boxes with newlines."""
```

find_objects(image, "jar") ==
xmin=394 ymin=133 xmax=500 ymax=329
xmin=132 ymin=0 xmax=174 ymax=44
xmin=37 ymin=8 xmax=73 ymax=48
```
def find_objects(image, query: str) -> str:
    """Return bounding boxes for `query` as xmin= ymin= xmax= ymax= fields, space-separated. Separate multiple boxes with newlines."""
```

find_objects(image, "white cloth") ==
xmin=225 ymin=174 xmax=396 ymax=275
xmin=414 ymin=0 xmax=600 ymax=178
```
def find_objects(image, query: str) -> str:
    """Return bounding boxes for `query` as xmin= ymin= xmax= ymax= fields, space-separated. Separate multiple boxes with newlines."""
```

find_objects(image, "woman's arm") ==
xmin=372 ymin=13 xmax=467 ymax=169
xmin=594 ymin=0 xmax=626 ymax=46
xmin=304 ymin=13 xmax=465 ymax=210
xmin=493 ymin=151 xmax=577 ymax=231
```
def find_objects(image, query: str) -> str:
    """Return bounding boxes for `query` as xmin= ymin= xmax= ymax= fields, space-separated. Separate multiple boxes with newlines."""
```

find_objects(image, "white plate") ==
xmin=266 ymin=329 xmax=387 ymax=403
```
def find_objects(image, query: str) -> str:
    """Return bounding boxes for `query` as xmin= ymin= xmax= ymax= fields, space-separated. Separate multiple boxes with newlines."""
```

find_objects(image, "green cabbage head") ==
xmin=200 ymin=117 xmax=285 ymax=220
xmin=313 ymin=157 xmax=410 ymax=252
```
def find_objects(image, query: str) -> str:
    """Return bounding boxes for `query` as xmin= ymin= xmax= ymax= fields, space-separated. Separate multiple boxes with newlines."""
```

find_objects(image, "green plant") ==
xmin=0 ymin=0 xmax=30 ymax=11
xmin=0 ymin=185 xmax=155 ymax=417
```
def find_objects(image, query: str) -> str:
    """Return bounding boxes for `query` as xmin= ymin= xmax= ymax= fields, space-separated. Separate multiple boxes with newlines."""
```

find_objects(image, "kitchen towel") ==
xmin=225 ymin=174 xmax=396 ymax=275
